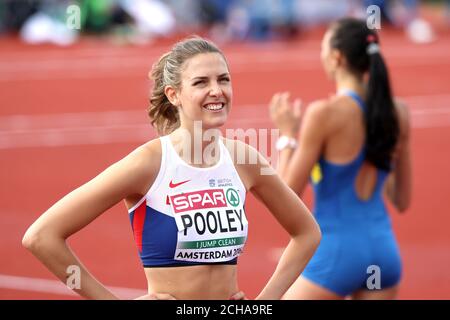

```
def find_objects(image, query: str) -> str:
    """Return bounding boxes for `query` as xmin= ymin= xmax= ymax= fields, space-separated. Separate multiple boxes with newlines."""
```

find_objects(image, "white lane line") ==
xmin=1 ymin=50 xmax=448 ymax=73
xmin=0 ymin=274 xmax=147 ymax=299
xmin=0 ymin=110 xmax=146 ymax=130
xmin=268 ymin=247 xmax=285 ymax=263
xmin=0 ymin=125 xmax=154 ymax=149
xmin=1 ymin=43 xmax=450 ymax=81
xmin=0 ymin=96 xmax=449 ymax=149
xmin=1 ymin=40 xmax=450 ymax=63
xmin=1 ymin=58 xmax=450 ymax=81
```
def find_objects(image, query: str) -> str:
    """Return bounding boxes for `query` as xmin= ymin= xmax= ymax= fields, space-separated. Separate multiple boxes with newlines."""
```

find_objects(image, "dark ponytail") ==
xmin=365 ymin=39 xmax=399 ymax=171
xmin=330 ymin=18 xmax=399 ymax=171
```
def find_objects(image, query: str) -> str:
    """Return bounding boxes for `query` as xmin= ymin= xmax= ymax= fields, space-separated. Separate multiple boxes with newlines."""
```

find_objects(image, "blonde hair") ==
xmin=148 ymin=37 xmax=226 ymax=135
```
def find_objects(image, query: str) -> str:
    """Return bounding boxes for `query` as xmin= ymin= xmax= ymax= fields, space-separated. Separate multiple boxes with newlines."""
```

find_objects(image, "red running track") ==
xmin=0 ymin=26 xmax=449 ymax=299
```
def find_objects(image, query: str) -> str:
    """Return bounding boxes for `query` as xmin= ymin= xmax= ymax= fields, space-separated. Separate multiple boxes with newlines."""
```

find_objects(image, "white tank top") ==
xmin=128 ymin=135 xmax=248 ymax=267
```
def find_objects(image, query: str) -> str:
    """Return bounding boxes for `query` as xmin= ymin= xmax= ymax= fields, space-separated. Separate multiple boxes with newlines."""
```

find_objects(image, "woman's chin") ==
xmin=203 ymin=115 xmax=228 ymax=130
xmin=204 ymin=120 xmax=227 ymax=130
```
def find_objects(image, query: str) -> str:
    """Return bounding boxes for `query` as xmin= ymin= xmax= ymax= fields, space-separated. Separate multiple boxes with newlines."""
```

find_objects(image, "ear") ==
xmin=164 ymin=85 xmax=180 ymax=107
xmin=331 ymin=49 xmax=345 ymax=68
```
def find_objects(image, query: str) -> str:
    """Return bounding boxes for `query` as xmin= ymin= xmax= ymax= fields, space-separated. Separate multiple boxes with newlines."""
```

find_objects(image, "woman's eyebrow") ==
xmin=190 ymin=73 xmax=230 ymax=81
xmin=190 ymin=76 xmax=208 ymax=81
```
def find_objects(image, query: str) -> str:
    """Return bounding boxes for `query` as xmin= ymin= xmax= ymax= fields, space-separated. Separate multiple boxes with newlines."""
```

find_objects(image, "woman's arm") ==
xmin=270 ymin=95 xmax=329 ymax=196
xmin=22 ymin=142 xmax=160 ymax=299
xmin=237 ymin=143 xmax=321 ymax=300
xmin=269 ymin=93 xmax=302 ymax=178
xmin=385 ymin=100 xmax=412 ymax=212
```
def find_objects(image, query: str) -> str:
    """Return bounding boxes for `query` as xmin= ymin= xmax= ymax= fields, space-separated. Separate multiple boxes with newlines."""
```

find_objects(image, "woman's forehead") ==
xmin=181 ymin=53 xmax=229 ymax=78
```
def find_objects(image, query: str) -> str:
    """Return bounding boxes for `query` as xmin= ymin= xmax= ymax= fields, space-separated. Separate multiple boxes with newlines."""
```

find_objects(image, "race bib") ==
xmin=169 ymin=188 xmax=248 ymax=263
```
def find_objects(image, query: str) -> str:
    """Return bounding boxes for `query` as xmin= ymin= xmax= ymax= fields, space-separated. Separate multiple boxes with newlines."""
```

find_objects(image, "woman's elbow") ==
xmin=22 ymin=226 xmax=43 ymax=252
xmin=297 ymin=220 xmax=321 ymax=252
xmin=22 ymin=225 xmax=55 ymax=254
xmin=311 ymin=222 xmax=322 ymax=249
xmin=394 ymin=192 xmax=411 ymax=213
xmin=284 ymin=178 xmax=304 ymax=198
xmin=395 ymin=199 xmax=410 ymax=213
xmin=22 ymin=230 xmax=36 ymax=253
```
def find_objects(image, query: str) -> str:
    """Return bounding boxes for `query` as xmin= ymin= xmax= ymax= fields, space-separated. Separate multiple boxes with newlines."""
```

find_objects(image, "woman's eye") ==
xmin=220 ymin=78 xmax=230 ymax=82
xmin=193 ymin=80 xmax=205 ymax=86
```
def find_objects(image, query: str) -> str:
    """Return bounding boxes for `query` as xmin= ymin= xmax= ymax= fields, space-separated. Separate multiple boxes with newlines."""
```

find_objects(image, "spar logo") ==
xmin=170 ymin=188 xmax=241 ymax=213
xmin=170 ymin=189 xmax=227 ymax=213
xmin=226 ymin=189 xmax=240 ymax=207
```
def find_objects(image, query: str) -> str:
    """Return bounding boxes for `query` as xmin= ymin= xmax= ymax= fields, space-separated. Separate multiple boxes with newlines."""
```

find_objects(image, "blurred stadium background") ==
xmin=0 ymin=0 xmax=449 ymax=299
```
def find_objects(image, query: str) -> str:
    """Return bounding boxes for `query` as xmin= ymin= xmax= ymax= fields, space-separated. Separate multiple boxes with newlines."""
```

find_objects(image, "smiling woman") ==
xmin=148 ymin=37 xmax=232 ymax=136
xmin=22 ymin=36 xmax=321 ymax=300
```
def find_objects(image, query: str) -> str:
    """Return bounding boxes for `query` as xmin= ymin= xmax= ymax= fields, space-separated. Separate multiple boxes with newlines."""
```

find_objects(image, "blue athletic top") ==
xmin=311 ymin=90 xmax=391 ymax=230
xmin=303 ymin=91 xmax=402 ymax=296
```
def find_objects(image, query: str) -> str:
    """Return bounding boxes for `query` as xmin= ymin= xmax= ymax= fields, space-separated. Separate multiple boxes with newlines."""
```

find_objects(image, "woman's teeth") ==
xmin=203 ymin=103 xmax=224 ymax=111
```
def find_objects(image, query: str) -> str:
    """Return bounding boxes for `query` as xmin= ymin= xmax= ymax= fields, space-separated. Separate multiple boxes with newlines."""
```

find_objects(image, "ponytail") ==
xmin=365 ymin=40 xmax=399 ymax=170
xmin=148 ymin=52 xmax=180 ymax=136
xmin=329 ymin=18 xmax=399 ymax=170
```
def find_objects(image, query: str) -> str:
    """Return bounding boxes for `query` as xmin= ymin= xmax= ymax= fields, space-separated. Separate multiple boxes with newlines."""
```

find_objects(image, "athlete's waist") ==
xmin=144 ymin=263 xmax=239 ymax=299
xmin=142 ymin=258 xmax=238 ymax=268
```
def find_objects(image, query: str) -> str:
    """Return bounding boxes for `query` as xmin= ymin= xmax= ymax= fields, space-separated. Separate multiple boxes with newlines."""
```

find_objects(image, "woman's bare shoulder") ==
xmin=301 ymin=98 xmax=336 ymax=133
xmin=127 ymin=138 xmax=161 ymax=166
xmin=118 ymin=137 xmax=163 ymax=194
xmin=306 ymin=98 xmax=332 ymax=114
xmin=221 ymin=137 xmax=265 ymax=164
xmin=221 ymin=137 xmax=274 ymax=190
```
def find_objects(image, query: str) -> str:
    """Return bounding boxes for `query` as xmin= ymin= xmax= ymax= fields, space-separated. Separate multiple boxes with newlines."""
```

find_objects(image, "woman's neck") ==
xmin=170 ymin=125 xmax=222 ymax=168
xmin=335 ymin=70 xmax=365 ymax=97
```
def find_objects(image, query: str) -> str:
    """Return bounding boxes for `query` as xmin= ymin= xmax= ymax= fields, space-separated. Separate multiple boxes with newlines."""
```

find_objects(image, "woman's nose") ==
xmin=209 ymin=82 xmax=222 ymax=97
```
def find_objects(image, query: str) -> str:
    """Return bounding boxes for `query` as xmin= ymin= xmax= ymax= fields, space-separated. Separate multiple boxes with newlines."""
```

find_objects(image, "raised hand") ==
xmin=269 ymin=92 xmax=302 ymax=137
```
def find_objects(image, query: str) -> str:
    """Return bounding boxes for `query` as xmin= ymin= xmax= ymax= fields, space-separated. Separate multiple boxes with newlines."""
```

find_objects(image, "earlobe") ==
xmin=331 ymin=49 xmax=342 ymax=68
xmin=332 ymin=59 xmax=338 ymax=70
xmin=164 ymin=85 xmax=180 ymax=107
xmin=335 ymin=51 xmax=346 ymax=68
